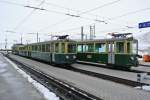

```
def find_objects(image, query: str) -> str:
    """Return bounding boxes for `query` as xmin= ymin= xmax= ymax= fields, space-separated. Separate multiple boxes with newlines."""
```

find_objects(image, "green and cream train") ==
xmin=77 ymin=37 xmax=139 ymax=68
xmin=12 ymin=39 xmax=77 ymax=65
xmin=12 ymin=34 xmax=139 ymax=68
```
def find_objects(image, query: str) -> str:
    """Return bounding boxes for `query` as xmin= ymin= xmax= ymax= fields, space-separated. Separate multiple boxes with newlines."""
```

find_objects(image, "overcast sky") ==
xmin=0 ymin=0 xmax=150 ymax=49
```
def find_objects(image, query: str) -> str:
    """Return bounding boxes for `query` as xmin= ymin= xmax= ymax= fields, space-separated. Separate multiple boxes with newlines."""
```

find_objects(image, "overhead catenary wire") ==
xmin=0 ymin=0 xmax=108 ymax=32
xmin=79 ymin=0 xmax=121 ymax=15
xmin=13 ymin=0 xmax=45 ymax=30
xmin=0 ymin=0 xmax=121 ymax=31
xmin=45 ymin=5 xmax=150 ymax=34
xmin=108 ymin=7 xmax=150 ymax=20
xmin=38 ymin=0 xmax=120 ymax=32
xmin=1 ymin=0 xmax=149 ymax=36
xmin=0 ymin=0 xmax=25 ymax=6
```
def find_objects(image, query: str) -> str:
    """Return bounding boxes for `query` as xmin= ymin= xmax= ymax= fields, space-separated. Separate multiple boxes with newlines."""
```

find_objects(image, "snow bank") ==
xmin=135 ymin=85 xmax=150 ymax=92
xmin=142 ymin=85 xmax=150 ymax=91
xmin=0 ymin=61 xmax=7 ymax=68
xmin=5 ymin=57 xmax=59 ymax=100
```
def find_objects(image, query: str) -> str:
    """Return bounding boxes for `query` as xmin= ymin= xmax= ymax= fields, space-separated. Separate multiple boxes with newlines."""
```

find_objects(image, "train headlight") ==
xmin=66 ymin=56 xmax=69 ymax=59
xmin=73 ymin=55 xmax=76 ymax=59
xmin=130 ymin=57 xmax=134 ymax=60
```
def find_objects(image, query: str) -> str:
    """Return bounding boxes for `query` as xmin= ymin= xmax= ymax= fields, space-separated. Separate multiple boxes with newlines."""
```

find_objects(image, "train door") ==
xmin=108 ymin=42 xmax=115 ymax=64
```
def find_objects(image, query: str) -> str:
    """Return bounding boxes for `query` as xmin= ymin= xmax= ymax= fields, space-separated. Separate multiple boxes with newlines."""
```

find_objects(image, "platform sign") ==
xmin=139 ymin=21 xmax=150 ymax=28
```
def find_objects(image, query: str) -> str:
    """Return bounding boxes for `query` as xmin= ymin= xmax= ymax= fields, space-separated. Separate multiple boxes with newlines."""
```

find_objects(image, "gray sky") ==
xmin=0 ymin=0 xmax=150 ymax=49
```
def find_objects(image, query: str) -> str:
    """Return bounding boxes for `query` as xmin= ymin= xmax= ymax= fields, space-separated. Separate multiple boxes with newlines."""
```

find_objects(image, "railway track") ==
xmin=77 ymin=61 xmax=150 ymax=75
xmin=50 ymin=62 xmax=150 ymax=87
xmin=68 ymin=66 xmax=149 ymax=87
xmin=6 ymin=55 xmax=102 ymax=100
xmin=6 ymin=54 xmax=150 ymax=100
xmin=7 ymin=54 xmax=150 ymax=88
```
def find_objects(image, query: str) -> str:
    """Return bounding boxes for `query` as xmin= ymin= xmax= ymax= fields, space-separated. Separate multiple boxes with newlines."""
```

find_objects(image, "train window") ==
xmin=116 ymin=42 xmax=124 ymax=53
xmin=51 ymin=43 xmax=54 ymax=52
xmin=35 ymin=46 xmax=37 ymax=51
xmin=55 ymin=43 xmax=59 ymax=53
xmin=68 ymin=43 xmax=76 ymax=53
xmin=87 ymin=43 xmax=94 ymax=52
xmin=32 ymin=46 xmax=34 ymax=51
xmin=95 ymin=43 xmax=106 ymax=53
xmin=127 ymin=42 xmax=130 ymax=53
xmin=61 ymin=43 xmax=65 ymax=53
xmin=77 ymin=44 xmax=82 ymax=52
xmin=77 ymin=44 xmax=88 ymax=52
xmin=46 ymin=44 xmax=50 ymax=52
xmin=132 ymin=41 xmax=138 ymax=54
xmin=42 ymin=44 xmax=45 ymax=52
xmin=37 ymin=45 xmax=41 ymax=51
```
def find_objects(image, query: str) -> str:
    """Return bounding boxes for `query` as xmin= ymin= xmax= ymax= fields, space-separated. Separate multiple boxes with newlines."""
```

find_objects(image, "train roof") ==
xmin=77 ymin=37 xmax=137 ymax=43
xmin=25 ymin=39 xmax=76 ymax=46
xmin=12 ymin=44 xmax=24 ymax=47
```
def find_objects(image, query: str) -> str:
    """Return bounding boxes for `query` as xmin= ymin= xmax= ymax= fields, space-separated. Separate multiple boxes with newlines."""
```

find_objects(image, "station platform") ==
xmin=0 ymin=53 xmax=45 ymax=100
xmin=139 ymin=61 xmax=150 ymax=67
xmin=8 ymin=54 xmax=150 ymax=100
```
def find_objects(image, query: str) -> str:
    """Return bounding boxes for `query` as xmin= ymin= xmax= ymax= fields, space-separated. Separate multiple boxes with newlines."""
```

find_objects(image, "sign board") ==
xmin=139 ymin=21 xmax=150 ymax=28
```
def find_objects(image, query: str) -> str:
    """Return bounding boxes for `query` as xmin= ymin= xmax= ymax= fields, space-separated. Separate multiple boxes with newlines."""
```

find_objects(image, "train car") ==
xmin=11 ymin=44 xmax=24 ymax=55
xmin=12 ymin=38 xmax=77 ymax=65
xmin=77 ymin=33 xmax=139 ymax=68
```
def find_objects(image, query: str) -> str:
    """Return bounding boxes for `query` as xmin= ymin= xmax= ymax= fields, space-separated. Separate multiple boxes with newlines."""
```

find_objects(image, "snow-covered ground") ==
xmin=4 ymin=57 xmax=59 ymax=100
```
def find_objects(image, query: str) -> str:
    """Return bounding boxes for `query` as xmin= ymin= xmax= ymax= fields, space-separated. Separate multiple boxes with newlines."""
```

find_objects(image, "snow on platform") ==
xmin=0 ymin=53 xmax=59 ymax=100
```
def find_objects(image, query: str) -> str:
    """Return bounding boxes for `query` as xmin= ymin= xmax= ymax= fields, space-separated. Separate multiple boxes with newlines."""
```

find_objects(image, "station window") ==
xmin=116 ymin=42 xmax=124 ymax=53
xmin=95 ymin=43 xmax=106 ymax=53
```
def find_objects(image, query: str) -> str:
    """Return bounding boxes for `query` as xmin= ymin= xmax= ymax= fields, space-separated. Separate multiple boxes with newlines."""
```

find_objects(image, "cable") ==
xmin=0 ymin=0 xmax=25 ymax=6
xmin=14 ymin=0 xmax=45 ymax=30
xmin=79 ymin=0 xmax=121 ymax=15
xmin=38 ymin=0 xmax=121 ymax=32
xmin=109 ymin=7 xmax=150 ymax=20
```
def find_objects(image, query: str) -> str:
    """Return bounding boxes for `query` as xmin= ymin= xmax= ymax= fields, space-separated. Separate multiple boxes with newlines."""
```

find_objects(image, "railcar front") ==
xmin=52 ymin=40 xmax=77 ymax=65
xmin=77 ymin=37 xmax=139 ymax=68
xmin=11 ymin=44 xmax=23 ymax=55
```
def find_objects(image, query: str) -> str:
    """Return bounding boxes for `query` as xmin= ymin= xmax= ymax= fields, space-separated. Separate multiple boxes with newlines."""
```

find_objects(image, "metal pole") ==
xmin=21 ymin=33 xmax=22 ymax=44
xmin=93 ymin=24 xmax=95 ymax=38
xmin=81 ymin=26 xmax=83 ymax=41
xmin=81 ymin=26 xmax=84 ymax=52
xmin=5 ymin=38 xmax=7 ymax=50
xmin=90 ymin=26 xmax=92 ymax=40
xmin=37 ymin=32 xmax=39 ymax=43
